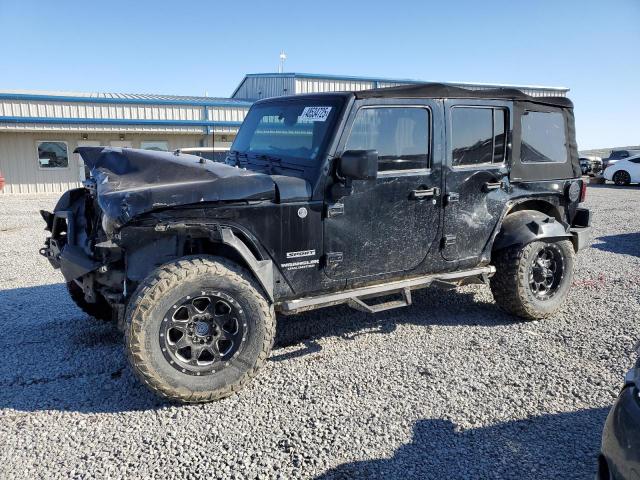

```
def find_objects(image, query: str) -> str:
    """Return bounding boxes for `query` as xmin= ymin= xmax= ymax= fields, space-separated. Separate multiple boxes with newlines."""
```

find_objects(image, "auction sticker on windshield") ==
xmin=300 ymin=106 xmax=332 ymax=122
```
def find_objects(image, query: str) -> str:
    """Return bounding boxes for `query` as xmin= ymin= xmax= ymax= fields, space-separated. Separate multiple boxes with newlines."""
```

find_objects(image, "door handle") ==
xmin=410 ymin=187 xmax=440 ymax=200
xmin=482 ymin=181 xmax=502 ymax=193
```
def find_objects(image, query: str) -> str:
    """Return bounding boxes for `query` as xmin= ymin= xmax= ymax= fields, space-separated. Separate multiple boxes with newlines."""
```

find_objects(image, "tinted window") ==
xmin=451 ymin=107 xmax=507 ymax=166
xmin=345 ymin=107 xmax=429 ymax=171
xmin=37 ymin=141 xmax=68 ymax=168
xmin=610 ymin=151 xmax=629 ymax=160
xmin=521 ymin=111 xmax=567 ymax=163
xmin=629 ymin=157 xmax=640 ymax=164
xmin=493 ymin=109 xmax=506 ymax=163
xmin=232 ymin=98 xmax=343 ymax=167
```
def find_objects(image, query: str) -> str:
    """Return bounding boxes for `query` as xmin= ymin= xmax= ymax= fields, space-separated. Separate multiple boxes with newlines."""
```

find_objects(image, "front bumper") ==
xmin=599 ymin=364 xmax=640 ymax=480
xmin=40 ymin=188 xmax=102 ymax=282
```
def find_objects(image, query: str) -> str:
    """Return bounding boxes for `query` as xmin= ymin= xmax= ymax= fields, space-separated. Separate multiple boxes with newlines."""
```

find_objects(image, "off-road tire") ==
xmin=124 ymin=255 xmax=275 ymax=403
xmin=490 ymin=239 xmax=575 ymax=321
xmin=613 ymin=170 xmax=631 ymax=186
xmin=67 ymin=280 xmax=114 ymax=321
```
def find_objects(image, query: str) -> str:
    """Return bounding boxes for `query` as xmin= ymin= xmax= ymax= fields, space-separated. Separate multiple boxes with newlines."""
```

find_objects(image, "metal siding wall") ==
xmin=295 ymin=78 xmax=376 ymax=93
xmin=234 ymin=76 xmax=295 ymax=99
xmin=207 ymin=106 xmax=249 ymax=123
xmin=0 ymin=100 xmax=204 ymax=122
xmin=0 ymin=123 xmax=207 ymax=134
xmin=0 ymin=132 xmax=79 ymax=194
xmin=0 ymin=132 xmax=209 ymax=194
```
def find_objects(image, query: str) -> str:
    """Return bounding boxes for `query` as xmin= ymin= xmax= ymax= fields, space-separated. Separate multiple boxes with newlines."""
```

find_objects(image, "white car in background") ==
xmin=603 ymin=154 xmax=640 ymax=185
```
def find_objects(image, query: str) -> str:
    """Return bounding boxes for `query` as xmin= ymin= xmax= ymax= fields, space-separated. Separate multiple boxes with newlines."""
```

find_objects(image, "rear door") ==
xmin=442 ymin=100 xmax=511 ymax=262
xmin=324 ymin=99 xmax=443 ymax=280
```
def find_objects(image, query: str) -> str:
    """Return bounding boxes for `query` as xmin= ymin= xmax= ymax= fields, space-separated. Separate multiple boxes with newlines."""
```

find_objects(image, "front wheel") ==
xmin=490 ymin=240 xmax=575 ymax=320
xmin=125 ymin=256 xmax=275 ymax=403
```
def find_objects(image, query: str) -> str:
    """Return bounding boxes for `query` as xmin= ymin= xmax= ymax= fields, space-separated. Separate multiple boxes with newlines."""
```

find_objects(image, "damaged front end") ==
xmin=40 ymin=146 xmax=285 ymax=325
xmin=40 ymin=178 xmax=126 ymax=320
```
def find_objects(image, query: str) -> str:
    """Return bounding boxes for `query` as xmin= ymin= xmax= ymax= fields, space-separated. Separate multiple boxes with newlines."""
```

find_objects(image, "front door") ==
xmin=324 ymin=101 xmax=443 ymax=280
xmin=442 ymin=100 xmax=511 ymax=262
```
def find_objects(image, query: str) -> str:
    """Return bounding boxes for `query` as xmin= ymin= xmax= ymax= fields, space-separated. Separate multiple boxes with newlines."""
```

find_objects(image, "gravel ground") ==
xmin=0 ymin=184 xmax=638 ymax=479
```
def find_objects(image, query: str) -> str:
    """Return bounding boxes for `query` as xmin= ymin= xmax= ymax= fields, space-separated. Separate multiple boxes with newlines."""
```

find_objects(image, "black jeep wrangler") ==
xmin=41 ymin=83 xmax=591 ymax=403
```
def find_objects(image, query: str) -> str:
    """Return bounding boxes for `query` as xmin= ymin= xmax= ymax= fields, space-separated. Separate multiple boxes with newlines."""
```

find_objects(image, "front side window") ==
xmin=231 ymin=97 xmax=344 ymax=168
xmin=451 ymin=107 xmax=507 ymax=167
xmin=37 ymin=141 xmax=69 ymax=168
xmin=520 ymin=111 xmax=567 ymax=163
xmin=345 ymin=107 xmax=430 ymax=171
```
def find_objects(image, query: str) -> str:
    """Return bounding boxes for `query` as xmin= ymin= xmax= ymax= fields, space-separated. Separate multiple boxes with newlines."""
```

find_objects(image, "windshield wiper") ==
xmin=246 ymin=153 xmax=284 ymax=174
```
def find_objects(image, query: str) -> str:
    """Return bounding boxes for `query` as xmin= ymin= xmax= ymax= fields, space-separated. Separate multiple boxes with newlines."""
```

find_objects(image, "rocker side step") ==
xmin=278 ymin=266 xmax=495 ymax=315
xmin=346 ymin=287 xmax=412 ymax=314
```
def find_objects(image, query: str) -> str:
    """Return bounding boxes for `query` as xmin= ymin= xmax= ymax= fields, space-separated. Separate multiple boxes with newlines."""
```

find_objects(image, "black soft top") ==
xmin=355 ymin=83 xmax=573 ymax=109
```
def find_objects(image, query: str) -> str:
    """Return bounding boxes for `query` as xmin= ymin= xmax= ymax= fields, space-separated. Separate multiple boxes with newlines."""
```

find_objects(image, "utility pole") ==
xmin=278 ymin=50 xmax=287 ymax=73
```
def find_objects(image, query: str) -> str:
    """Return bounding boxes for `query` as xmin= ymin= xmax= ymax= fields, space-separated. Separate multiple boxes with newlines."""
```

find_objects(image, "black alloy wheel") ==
xmin=528 ymin=244 xmax=565 ymax=301
xmin=160 ymin=291 xmax=247 ymax=376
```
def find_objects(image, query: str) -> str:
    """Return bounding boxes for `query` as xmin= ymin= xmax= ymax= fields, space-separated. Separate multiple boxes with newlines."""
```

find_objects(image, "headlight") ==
xmin=101 ymin=214 xmax=118 ymax=237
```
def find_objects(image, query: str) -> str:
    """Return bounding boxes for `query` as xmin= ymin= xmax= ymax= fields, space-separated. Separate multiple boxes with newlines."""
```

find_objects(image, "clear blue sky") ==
xmin=0 ymin=0 xmax=638 ymax=149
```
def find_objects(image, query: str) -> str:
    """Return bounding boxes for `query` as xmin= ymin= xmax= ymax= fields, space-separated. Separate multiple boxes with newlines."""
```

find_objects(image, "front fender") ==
xmin=122 ymin=222 xmax=276 ymax=302
xmin=492 ymin=210 xmax=571 ymax=252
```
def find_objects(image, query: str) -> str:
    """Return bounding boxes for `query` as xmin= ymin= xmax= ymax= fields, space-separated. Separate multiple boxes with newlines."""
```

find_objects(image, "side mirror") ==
xmin=337 ymin=150 xmax=378 ymax=181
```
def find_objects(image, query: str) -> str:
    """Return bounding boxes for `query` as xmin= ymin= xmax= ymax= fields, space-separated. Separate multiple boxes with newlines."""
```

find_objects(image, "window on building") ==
xmin=520 ymin=111 xmax=567 ymax=163
xmin=451 ymin=107 xmax=507 ymax=167
xmin=345 ymin=107 xmax=430 ymax=171
xmin=37 ymin=141 xmax=69 ymax=168
xmin=141 ymin=141 xmax=169 ymax=151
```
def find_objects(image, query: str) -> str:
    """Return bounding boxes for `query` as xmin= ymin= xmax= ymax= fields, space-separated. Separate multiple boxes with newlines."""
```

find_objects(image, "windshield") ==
xmin=230 ymin=97 xmax=345 ymax=168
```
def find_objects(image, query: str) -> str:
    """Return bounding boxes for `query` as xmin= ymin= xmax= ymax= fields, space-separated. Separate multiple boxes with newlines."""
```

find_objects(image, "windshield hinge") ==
xmin=326 ymin=252 xmax=343 ymax=265
xmin=326 ymin=202 xmax=344 ymax=218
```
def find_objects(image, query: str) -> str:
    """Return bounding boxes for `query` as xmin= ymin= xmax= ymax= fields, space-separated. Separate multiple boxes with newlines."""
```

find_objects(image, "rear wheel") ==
xmin=613 ymin=170 xmax=631 ymax=186
xmin=490 ymin=239 xmax=575 ymax=320
xmin=125 ymin=255 xmax=275 ymax=403
xmin=67 ymin=280 xmax=113 ymax=321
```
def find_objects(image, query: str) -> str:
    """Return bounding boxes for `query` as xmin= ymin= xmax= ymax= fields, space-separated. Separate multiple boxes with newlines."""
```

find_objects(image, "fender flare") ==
xmin=219 ymin=227 xmax=274 ymax=302
xmin=491 ymin=210 xmax=571 ymax=252
xmin=124 ymin=222 xmax=276 ymax=302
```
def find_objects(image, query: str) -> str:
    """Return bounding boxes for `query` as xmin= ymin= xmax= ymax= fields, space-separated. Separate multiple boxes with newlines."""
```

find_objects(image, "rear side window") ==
xmin=345 ymin=107 xmax=430 ymax=171
xmin=451 ymin=107 xmax=507 ymax=167
xmin=521 ymin=111 xmax=567 ymax=163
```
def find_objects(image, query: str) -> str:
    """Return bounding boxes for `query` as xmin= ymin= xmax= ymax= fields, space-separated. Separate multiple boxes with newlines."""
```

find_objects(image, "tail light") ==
xmin=579 ymin=180 xmax=587 ymax=203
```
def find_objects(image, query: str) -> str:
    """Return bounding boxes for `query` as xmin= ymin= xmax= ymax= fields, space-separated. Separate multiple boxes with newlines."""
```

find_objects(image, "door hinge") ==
xmin=326 ymin=252 xmax=343 ymax=265
xmin=326 ymin=202 xmax=344 ymax=218
xmin=443 ymin=235 xmax=456 ymax=246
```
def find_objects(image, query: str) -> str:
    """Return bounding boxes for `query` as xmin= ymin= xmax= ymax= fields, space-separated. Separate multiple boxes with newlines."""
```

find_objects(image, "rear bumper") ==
xmin=600 ymin=381 xmax=640 ymax=480
xmin=570 ymin=207 xmax=592 ymax=252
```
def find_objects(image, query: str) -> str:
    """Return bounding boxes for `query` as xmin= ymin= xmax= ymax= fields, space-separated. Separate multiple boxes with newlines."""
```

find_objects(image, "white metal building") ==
xmin=231 ymin=72 xmax=569 ymax=100
xmin=0 ymin=73 xmax=568 ymax=194
xmin=0 ymin=92 xmax=251 ymax=193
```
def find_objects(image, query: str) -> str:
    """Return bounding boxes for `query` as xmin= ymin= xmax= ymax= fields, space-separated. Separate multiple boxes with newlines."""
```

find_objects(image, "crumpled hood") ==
xmin=76 ymin=147 xmax=285 ymax=226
